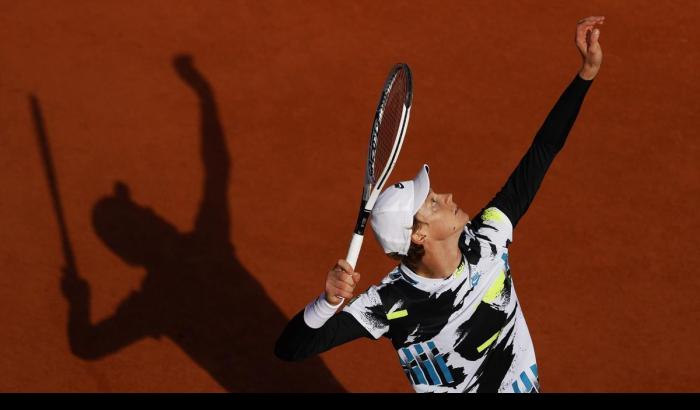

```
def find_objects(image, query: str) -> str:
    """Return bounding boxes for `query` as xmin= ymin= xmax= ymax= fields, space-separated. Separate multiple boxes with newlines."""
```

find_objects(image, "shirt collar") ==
xmin=399 ymin=253 xmax=468 ymax=285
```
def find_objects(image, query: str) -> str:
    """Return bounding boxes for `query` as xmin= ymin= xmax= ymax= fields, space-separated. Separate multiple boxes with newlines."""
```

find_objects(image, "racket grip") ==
xmin=345 ymin=233 xmax=364 ymax=271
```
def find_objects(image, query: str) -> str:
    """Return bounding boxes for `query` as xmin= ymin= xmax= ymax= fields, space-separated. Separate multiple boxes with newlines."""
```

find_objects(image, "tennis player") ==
xmin=275 ymin=16 xmax=604 ymax=393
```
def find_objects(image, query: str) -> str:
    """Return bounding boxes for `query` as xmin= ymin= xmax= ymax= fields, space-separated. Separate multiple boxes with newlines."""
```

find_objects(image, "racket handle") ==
xmin=345 ymin=233 xmax=364 ymax=271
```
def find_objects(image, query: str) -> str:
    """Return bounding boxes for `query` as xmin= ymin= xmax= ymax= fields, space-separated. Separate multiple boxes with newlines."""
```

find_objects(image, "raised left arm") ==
xmin=474 ymin=16 xmax=604 ymax=231
xmin=173 ymin=55 xmax=231 ymax=242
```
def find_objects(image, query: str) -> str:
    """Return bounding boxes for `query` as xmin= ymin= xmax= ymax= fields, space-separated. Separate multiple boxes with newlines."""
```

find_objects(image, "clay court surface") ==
xmin=1 ymin=1 xmax=698 ymax=392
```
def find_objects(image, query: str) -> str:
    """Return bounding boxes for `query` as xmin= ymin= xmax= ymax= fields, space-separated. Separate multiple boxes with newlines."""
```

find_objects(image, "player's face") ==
xmin=414 ymin=189 xmax=470 ymax=243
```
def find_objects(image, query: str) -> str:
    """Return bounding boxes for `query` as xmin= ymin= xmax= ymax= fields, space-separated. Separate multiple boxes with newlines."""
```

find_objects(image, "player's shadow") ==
xmin=33 ymin=54 xmax=345 ymax=392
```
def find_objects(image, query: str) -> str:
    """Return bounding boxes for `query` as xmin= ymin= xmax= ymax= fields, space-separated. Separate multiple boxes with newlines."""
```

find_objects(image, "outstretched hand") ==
xmin=575 ymin=16 xmax=605 ymax=80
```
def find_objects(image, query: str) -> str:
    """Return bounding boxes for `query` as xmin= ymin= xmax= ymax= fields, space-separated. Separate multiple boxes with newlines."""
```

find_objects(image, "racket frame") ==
xmin=345 ymin=64 xmax=413 ymax=271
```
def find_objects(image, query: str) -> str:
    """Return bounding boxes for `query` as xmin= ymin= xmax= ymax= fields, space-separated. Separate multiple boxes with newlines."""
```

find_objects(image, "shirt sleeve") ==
xmin=474 ymin=74 xmax=594 ymax=234
xmin=470 ymin=207 xmax=513 ymax=249
xmin=342 ymin=285 xmax=390 ymax=339
xmin=274 ymin=310 xmax=372 ymax=362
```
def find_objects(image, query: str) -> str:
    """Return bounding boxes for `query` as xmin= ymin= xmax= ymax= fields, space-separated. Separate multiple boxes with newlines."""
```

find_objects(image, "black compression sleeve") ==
xmin=478 ymin=74 xmax=593 ymax=230
xmin=274 ymin=310 xmax=373 ymax=362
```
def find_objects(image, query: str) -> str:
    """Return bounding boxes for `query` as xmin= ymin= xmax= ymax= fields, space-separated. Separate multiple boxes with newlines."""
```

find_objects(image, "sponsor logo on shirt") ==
xmin=471 ymin=270 xmax=481 ymax=287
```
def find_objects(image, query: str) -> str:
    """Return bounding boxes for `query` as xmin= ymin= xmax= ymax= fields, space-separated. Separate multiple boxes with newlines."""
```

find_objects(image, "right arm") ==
xmin=61 ymin=267 xmax=156 ymax=360
xmin=274 ymin=308 xmax=371 ymax=361
xmin=274 ymin=260 xmax=372 ymax=361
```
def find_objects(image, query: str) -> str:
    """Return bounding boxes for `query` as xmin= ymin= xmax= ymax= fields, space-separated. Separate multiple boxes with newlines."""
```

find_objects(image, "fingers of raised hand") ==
xmin=576 ymin=18 xmax=604 ymax=50
xmin=577 ymin=16 xmax=605 ymax=26
xmin=577 ymin=16 xmax=604 ymax=38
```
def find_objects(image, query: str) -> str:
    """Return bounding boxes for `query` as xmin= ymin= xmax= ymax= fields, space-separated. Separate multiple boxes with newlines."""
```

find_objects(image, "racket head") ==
xmin=364 ymin=63 xmax=413 ymax=207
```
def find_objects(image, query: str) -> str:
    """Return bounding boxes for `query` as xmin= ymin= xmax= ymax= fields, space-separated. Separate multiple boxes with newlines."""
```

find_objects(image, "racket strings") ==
xmin=372 ymin=68 xmax=408 ymax=183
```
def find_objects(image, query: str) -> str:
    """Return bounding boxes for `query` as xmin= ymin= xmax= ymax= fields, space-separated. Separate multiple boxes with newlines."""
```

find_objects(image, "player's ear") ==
xmin=410 ymin=216 xmax=427 ymax=245
xmin=411 ymin=229 xmax=427 ymax=246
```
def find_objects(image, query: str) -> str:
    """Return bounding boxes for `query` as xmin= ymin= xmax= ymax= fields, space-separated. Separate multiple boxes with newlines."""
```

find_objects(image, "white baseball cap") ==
xmin=370 ymin=164 xmax=431 ymax=255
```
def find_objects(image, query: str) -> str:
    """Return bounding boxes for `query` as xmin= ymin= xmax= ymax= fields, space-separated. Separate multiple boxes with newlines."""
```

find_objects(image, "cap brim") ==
xmin=412 ymin=164 xmax=430 ymax=215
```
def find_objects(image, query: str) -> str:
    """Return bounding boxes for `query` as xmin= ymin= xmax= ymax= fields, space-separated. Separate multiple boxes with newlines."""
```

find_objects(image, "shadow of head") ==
xmin=92 ymin=181 xmax=179 ymax=267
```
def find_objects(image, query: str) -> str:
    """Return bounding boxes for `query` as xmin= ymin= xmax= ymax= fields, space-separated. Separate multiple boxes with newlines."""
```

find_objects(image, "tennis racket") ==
xmin=345 ymin=63 xmax=413 ymax=272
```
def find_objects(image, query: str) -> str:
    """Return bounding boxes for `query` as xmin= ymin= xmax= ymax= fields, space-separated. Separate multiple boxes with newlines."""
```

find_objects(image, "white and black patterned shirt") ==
xmin=344 ymin=208 xmax=538 ymax=392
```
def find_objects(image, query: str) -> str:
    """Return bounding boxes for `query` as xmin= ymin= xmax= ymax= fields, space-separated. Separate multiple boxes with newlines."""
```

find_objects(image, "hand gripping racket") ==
xmin=345 ymin=63 xmax=413 ymax=271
